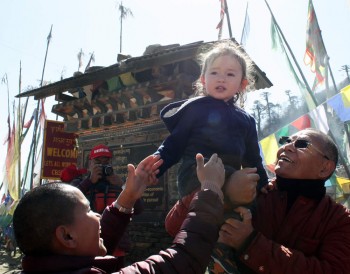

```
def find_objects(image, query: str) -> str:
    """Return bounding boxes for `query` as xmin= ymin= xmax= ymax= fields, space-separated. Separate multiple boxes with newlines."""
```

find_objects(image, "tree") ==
xmin=260 ymin=92 xmax=272 ymax=124
xmin=285 ymin=90 xmax=298 ymax=111
xmin=340 ymin=65 xmax=350 ymax=81
xmin=118 ymin=1 xmax=133 ymax=53
xmin=251 ymin=100 xmax=264 ymax=138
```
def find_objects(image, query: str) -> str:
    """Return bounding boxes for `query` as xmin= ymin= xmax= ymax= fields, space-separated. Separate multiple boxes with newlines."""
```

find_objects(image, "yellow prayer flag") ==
xmin=8 ymin=108 xmax=21 ymax=201
xmin=259 ymin=134 xmax=279 ymax=166
xmin=119 ymin=72 xmax=137 ymax=86
xmin=337 ymin=176 xmax=350 ymax=194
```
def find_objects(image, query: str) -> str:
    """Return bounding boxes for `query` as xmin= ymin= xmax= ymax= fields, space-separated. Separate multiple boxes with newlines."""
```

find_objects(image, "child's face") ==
xmin=201 ymin=55 xmax=245 ymax=102
xmin=67 ymin=188 xmax=107 ymax=256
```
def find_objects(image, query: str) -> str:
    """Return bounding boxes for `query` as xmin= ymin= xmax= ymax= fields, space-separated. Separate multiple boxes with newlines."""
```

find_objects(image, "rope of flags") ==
xmin=259 ymin=85 xmax=350 ymax=201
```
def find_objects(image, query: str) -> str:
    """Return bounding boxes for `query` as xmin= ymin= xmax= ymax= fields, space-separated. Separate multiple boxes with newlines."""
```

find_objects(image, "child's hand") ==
xmin=260 ymin=181 xmax=275 ymax=194
xmin=225 ymin=168 xmax=259 ymax=206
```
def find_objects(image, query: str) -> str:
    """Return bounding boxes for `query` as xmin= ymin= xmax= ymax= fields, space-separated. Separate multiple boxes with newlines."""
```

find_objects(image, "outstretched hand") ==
xmin=127 ymin=154 xmax=163 ymax=197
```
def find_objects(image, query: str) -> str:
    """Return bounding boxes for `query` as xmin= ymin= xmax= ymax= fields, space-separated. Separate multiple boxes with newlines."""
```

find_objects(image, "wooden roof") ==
xmin=16 ymin=39 xmax=273 ymax=134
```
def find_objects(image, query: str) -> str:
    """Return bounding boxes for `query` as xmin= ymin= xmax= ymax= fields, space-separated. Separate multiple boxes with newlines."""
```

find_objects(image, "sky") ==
xmin=0 ymin=0 xmax=349 ymax=184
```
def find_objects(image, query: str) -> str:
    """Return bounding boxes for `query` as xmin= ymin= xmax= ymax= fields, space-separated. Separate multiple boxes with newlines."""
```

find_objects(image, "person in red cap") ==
xmin=71 ymin=144 xmax=144 ymax=267
xmin=71 ymin=144 xmax=124 ymax=201
xmin=60 ymin=164 xmax=88 ymax=183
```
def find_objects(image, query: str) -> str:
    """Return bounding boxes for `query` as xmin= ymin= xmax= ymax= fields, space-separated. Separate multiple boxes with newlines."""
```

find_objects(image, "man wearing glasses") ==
xmin=217 ymin=128 xmax=350 ymax=273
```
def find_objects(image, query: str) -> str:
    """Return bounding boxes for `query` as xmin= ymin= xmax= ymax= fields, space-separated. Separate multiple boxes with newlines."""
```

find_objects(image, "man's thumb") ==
xmin=196 ymin=153 xmax=204 ymax=171
xmin=243 ymin=167 xmax=258 ymax=174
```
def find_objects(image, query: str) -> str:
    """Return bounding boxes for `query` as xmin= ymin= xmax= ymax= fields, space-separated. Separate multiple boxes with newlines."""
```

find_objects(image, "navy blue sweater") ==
xmin=155 ymin=96 xmax=268 ymax=196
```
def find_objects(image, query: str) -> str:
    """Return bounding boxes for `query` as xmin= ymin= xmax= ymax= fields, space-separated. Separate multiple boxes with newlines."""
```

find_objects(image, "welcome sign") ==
xmin=41 ymin=120 xmax=78 ymax=179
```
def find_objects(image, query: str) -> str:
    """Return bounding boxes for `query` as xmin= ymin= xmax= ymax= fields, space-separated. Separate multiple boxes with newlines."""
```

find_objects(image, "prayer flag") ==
xmin=304 ymin=0 xmax=328 ymax=85
xmin=270 ymin=17 xmax=316 ymax=111
xmin=3 ymin=115 xmax=11 ymax=145
xmin=216 ymin=0 xmax=225 ymax=40
xmin=336 ymin=176 xmax=350 ymax=194
xmin=327 ymin=86 xmax=350 ymax=122
xmin=275 ymin=126 xmax=290 ymax=140
xmin=309 ymin=105 xmax=329 ymax=134
xmin=47 ymin=25 xmax=53 ymax=43
xmin=291 ymin=114 xmax=311 ymax=130
xmin=23 ymin=109 xmax=36 ymax=129
xmin=39 ymin=99 xmax=46 ymax=129
xmin=260 ymin=134 xmax=279 ymax=167
xmin=7 ymin=108 xmax=20 ymax=201
xmin=341 ymin=85 xmax=350 ymax=107
xmin=77 ymin=49 xmax=84 ymax=70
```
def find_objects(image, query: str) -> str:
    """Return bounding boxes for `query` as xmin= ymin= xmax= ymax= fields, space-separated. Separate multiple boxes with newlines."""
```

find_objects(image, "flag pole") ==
xmin=20 ymin=60 xmax=30 ymax=128
xmin=21 ymin=142 xmax=33 ymax=189
xmin=30 ymin=24 xmax=52 ymax=189
xmin=18 ymin=62 xmax=22 ymax=199
xmin=4 ymin=74 xmax=11 ymax=145
xmin=264 ymin=0 xmax=316 ymax=103
xmin=2 ymin=74 xmax=11 ymax=196
xmin=84 ymin=52 xmax=95 ymax=72
xmin=240 ymin=2 xmax=249 ymax=45
xmin=224 ymin=0 xmax=233 ymax=38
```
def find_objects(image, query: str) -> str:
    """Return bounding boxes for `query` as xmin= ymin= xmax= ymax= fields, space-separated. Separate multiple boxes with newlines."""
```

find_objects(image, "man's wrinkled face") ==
xmin=275 ymin=130 xmax=329 ymax=180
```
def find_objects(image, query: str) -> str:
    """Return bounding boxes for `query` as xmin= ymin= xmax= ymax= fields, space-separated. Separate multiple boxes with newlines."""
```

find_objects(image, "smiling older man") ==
xmin=219 ymin=128 xmax=350 ymax=273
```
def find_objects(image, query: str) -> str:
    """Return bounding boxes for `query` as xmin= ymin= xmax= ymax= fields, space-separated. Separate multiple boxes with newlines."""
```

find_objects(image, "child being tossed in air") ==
xmin=154 ymin=40 xmax=269 ymax=273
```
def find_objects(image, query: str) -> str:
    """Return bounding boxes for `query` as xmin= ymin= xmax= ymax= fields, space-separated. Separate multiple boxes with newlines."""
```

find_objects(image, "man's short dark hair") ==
xmin=306 ymin=128 xmax=338 ymax=165
xmin=13 ymin=183 xmax=80 ymax=255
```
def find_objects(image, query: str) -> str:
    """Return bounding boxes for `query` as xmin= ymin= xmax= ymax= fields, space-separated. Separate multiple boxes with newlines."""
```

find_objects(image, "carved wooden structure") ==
xmin=18 ymin=39 xmax=272 ymax=221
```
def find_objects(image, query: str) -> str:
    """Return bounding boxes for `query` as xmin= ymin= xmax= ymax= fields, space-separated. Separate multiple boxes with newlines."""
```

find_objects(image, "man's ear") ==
xmin=319 ymin=160 xmax=336 ymax=180
xmin=55 ymin=225 xmax=77 ymax=248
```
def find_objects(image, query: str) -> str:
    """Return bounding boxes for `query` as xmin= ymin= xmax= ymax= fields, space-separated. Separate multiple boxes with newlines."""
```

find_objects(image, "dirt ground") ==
xmin=0 ymin=245 xmax=22 ymax=274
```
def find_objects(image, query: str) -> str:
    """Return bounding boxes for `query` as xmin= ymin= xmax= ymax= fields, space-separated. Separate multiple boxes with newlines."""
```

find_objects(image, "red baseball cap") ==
xmin=60 ymin=164 xmax=88 ymax=183
xmin=89 ymin=144 xmax=113 ymax=159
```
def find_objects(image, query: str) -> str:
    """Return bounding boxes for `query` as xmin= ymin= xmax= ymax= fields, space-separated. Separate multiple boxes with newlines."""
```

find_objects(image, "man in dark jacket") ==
xmin=71 ymin=144 xmax=126 ymax=213
xmin=219 ymin=128 xmax=350 ymax=273
xmin=13 ymin=153 xmax=225 ymax=273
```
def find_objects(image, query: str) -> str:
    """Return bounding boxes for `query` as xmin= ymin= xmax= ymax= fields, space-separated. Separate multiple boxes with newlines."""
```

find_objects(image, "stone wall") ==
xmin=125 ymin=222 xmax=174 ymax=264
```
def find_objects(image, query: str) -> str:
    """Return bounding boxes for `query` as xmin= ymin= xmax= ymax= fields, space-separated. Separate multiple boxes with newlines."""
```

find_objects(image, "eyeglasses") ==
xmin=279 ymin=136 xmax=329 ymax=160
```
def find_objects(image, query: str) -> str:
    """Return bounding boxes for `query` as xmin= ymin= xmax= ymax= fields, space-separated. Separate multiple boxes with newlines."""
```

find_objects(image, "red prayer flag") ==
xmin=291 ymin=115 xmax=311 ymax=130
xmin=216 ymin=0 xmax=225 ymax=39
xmin=23 ymin=109 xmax=37 ymax=129
xmin=39 ymin=99 xmax=46 ymax=128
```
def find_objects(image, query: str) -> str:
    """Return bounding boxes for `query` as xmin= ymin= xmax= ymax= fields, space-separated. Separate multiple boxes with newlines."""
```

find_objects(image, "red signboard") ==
xmin=41 ymin=120 xmax=78 ymax=179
